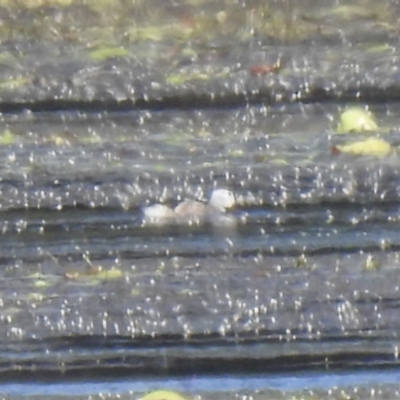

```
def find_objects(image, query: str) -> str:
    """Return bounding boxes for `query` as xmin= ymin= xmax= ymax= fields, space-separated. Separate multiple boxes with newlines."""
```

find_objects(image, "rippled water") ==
xmin=1 ymin=0 xmax=400 ymax=397
xmin=0 ymin=102 xmax=399 ymax=398
xmin=3 ymin=370 xmax=400 ymax=397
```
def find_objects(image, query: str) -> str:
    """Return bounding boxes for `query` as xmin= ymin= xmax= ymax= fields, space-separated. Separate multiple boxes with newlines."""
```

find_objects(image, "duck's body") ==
xmin=174 ymin=199 xmax=208 ymax=217
xmin=143 ymin=189 xmax=235 ymax=224
xmin=142 ymin=204 xmax=176 ymax=221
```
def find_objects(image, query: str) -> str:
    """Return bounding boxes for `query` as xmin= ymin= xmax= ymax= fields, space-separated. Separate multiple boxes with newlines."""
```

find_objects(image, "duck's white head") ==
xmin=208 ymin=189 xmax=235 ymax=212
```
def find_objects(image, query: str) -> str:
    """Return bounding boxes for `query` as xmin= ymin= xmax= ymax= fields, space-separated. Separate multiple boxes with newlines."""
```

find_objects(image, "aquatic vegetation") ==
xmin=253 ymin=153 xmax=289 ymax=165
xmin=26 ymin=272 xmax=58 ymax=288
xmin=332 ymin=137 xmax=392 ymax=157
xmin=0 ymin=2 xmax=398 ymax=395
xmin=320 ymin=4 xmax=389 ymax=20
xmin=364 ymin=254 xmax=381 ymax=271
xmin=360 ymin=42 xmax=395 ymax=54
xmin=65 ymin=267 xmax=123 ymax=281
xmin=336 ymin=107 xmax=378 ymax=134
xmin=0 ymin=0 xmax=72 ymax=7
xmin=0 ymin=129 xmax=15 ymax=145
xmin=228 ymin=149 xmax=244 ymax=157
xmin=0 ymin=0 xmax=392 ymax=52
xmin=166 ymin=67 xmax=230 ymax=86
xmin=0 ymin=77 xmax=31 ymax=91
xmin=64 ymin=253 xmax=124 ymax=281
xmin=47 ymin=131 xmax=77 ymax=146
xmin=166 ymin=71 xmax=210 ymax=86
xmin=91 ymin=267 xmax=123 ymax=280
xmin=140 ymin=390 xmax=189 ymax=400
xmin=294 ymin=254 xmax=311 ymax=269
xmin=89 ymin=46 xmax=129 ymax=62
xmin=0 ymin=51 xmax=18 ymax=65
xmin=27 ymin=292 xmax=45 ymax=302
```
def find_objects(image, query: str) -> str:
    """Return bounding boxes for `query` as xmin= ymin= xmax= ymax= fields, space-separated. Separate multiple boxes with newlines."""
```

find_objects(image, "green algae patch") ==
xmin=47 ymin=131 xmax=77 ymax=146
xmin=0 ymin=130 xmax=15 ymax=145
xmin=364 ymin=254 xmax=381 ymax=271
xmin=253 ymin=153 xmax=289 ymax=166
xmin=27 ymin=292 xmax=46 ymax=302
xmin=0 ymin=76 xmax=31 ymax=91
xmin=361 ymin=42 xmax=395 ymax=54
xmin=321 ymin=4 xmax=389 ymax=20
xmin=0 ymin=51 xmax=18 ymax=66
xmin=0 ymin=0 xmax=72 ymax=7
xmin=141 ymin=390 xmax=189 ymax=400
xmin=228 ymin=149 xmax=244 ymax=157
xmin=26 ymin=272 xmax=58 ymax=288
xmin=89 ymin=46 xmax=129 ymax=61
xmin=151 ymin=164 xmax=168 ymax=173
xmin=163 ymin=132 xmax=192 ymax=147
xmin=93 ymin=267 xmax=123 ymax=280
xmin=336 ymin=107 xmax=378 ymax=134
xmin=167 ymin=71 xmax=210 ymax=86
xmin=332 ymin=137 xmax=393 ymax=157
xmin=65 ymin=267 xmax=123 ymax=282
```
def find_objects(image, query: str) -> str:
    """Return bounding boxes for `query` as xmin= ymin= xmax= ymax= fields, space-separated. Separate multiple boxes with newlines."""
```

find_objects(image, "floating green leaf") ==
xmin=0 ymin=129 xmax=15 ymax=145
xmin=141 ymin=390 xmax=189 ymax=400
xmin=167 ymin=72 xmax=210 ymax=85
xmin=336 ymin=107 xmax=378 ymax=134
xmin=333 ymin=137 xmax=392 ymax=157
xmin=362 ymin=43 xmax=394 ymax=54
xmin=89 ymin=46 xmax=128 ymax=61
xmin=65 ymin=267 xmax=123 ymax=282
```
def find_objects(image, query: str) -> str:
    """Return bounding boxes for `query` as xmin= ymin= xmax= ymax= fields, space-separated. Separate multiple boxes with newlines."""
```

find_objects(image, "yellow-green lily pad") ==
xmin=333 ymin=137 xmax=392 ymax=157
xmin=336 ymin=107 xmax=378 ymax=134
xmin=0 ymin=129 xmax=15 ymax=144
xmin=141 ymin=390 xmax=189 ymax=400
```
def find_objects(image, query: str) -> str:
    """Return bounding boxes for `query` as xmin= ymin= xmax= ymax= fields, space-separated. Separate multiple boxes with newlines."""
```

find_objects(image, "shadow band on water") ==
xmin=0 ymin=335 xmax=399 ymax=383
